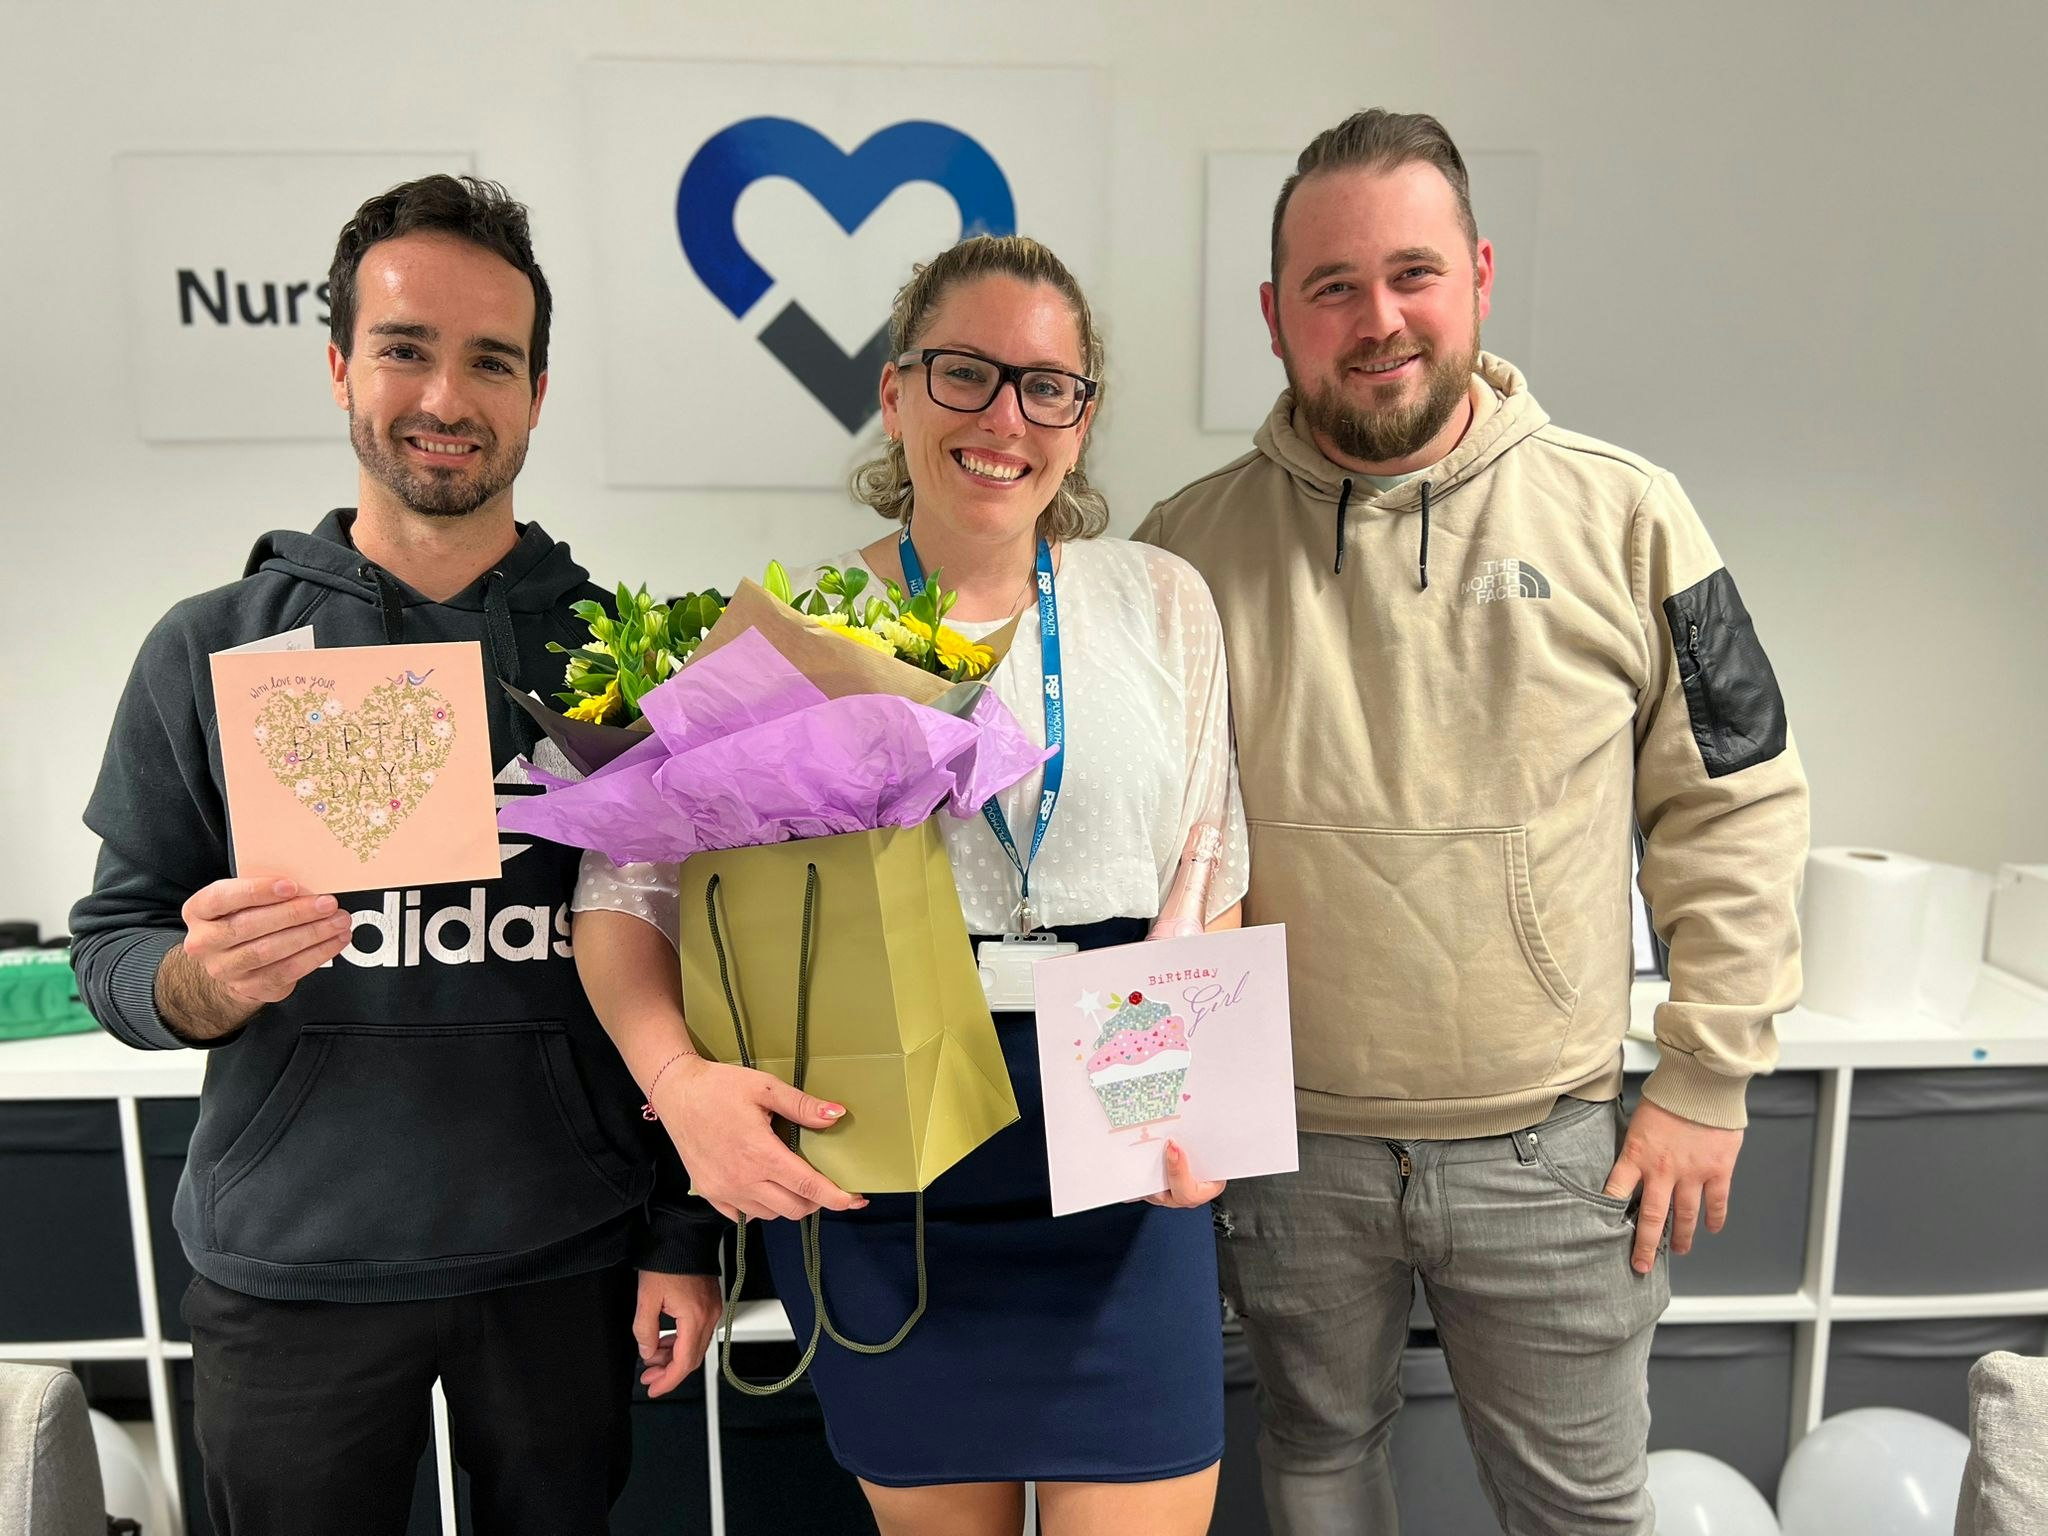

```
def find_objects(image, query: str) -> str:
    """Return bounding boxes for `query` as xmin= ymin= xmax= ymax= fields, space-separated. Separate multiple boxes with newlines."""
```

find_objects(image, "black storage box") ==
xmin=0 ymin=1100 xmax=142 ymax=1340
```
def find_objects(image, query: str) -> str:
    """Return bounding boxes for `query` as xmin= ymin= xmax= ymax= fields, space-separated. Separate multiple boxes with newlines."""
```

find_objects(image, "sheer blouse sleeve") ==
xmin=1144 ymin=546 xmax=1252 ymax=920
xmin=572 ymin=850 xmax=682 ymax=953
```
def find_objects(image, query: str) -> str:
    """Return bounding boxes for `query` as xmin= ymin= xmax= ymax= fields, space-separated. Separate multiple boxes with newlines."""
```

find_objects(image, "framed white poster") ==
xmin=117 ymin=151 xmax=473 ymax=442
xmin=582 ymin=60 xmax=1108 ymax=488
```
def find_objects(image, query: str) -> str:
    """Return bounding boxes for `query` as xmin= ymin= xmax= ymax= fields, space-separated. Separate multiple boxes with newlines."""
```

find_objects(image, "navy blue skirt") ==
xmin=760 ymin=916 xmax=1225 ymax=1486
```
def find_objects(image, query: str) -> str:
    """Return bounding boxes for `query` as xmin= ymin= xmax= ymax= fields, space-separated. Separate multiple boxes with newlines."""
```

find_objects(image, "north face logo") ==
xmin=1465 ymin=559 xmax=1553 ymax=604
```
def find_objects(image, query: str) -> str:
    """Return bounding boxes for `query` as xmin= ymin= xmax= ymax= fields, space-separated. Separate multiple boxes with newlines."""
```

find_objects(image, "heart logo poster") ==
xmin=211 ymin=640 xmax=499 ymax=894
xmin=580 ymin=59 xmax=1105 ymax=488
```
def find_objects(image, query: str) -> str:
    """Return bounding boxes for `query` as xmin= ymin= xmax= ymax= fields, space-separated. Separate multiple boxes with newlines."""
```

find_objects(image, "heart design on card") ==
xmin=252 ymin=681 xmax=455 ymax=861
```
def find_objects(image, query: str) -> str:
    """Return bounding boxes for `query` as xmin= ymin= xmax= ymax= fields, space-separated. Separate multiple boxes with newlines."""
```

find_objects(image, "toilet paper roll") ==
xmin=1799 ymin=848 xmax=1932 ymax=1022
xmin=1915 ymin=862 xmax=1995 ymax=1021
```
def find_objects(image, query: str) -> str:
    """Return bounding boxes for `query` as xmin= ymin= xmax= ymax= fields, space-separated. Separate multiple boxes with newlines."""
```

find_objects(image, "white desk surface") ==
xmin=0 ymin=1028 xmax=205 ymax=1099
xmin=6 ymin=965 xmax=2047 ymax=1101
xmin=1624 ymin=963 xmax=2048 ymax=1073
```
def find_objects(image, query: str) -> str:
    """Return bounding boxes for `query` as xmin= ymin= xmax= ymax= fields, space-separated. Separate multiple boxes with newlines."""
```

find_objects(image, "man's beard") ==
xmin=348 ymin=400 xmax=527 ymax=519
xmin=1286 ymin=305 xmax=1480 ymax=467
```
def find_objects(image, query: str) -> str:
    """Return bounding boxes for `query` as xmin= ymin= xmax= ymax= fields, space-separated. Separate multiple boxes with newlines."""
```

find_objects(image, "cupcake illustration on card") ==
xmin=1080 ymin=989 xmax=1193 ymax=1141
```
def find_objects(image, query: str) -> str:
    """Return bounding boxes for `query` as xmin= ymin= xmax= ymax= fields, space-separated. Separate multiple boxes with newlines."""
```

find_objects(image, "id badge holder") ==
xmin=977 ymin=932 xmax=1080 ymax=1012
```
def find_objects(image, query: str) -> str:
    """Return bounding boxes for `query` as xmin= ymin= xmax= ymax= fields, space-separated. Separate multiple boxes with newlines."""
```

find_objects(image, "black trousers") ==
xmin=184 ymin=1266 xmax=637 ymax=1535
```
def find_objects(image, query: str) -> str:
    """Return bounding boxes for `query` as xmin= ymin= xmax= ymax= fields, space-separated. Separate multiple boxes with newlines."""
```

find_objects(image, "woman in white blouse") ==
xmin=575 ymin=234 xmax=1248 ymax=1536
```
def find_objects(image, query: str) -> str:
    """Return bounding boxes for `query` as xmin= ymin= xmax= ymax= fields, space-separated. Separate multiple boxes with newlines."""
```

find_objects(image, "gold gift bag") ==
xmin=677 ymin=819 xmax=1020 ymax=1391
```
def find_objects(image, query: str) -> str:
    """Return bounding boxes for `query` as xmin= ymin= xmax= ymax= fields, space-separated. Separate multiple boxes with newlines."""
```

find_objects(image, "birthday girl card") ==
xmin=1032 ymin=925 xmax=1298 ymax=1216
xmin=210 ymin=640 xmax=500 ymax=895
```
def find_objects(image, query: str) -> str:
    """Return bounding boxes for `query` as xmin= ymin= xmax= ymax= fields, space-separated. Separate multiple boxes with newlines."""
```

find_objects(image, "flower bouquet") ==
xmin=499 ymin=566 xmax=1047 ymax=1190
xmin=507 ymin=563 xmax=1017 ymax=778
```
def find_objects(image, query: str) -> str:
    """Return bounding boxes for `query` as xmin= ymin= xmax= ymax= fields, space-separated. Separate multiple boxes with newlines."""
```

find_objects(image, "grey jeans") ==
xmin=1216 ymin=1096 xmax=1669 ymax=1536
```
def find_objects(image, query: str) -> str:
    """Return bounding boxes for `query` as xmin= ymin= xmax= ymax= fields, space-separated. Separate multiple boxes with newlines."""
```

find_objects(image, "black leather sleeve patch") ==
xmin=1661 ymin=568 xmax=1789 ymax=778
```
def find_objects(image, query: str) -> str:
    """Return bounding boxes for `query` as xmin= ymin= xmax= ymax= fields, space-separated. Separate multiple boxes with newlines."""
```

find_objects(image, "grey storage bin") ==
xmin=1625 ymin=1072 xmax=1817 ymax=1295
xmin=1216 ymin=1325 xmax=1502 ymax=1535
xmin=0 ymin=1100 xmax=142 ymax=1340
xmin=718 ymin=1341 xmax=876 ymax=1534
xmin=74 ymin=1359 xmax=151 ymax=1420
xmin=1647 ymin=1324 xmax=1795 ymax=1499
xmin=612 ymin=1372 xmax=714 ymax=1535
xmin=1216 ymin=1318 xmax=1270 ymax=1535
xmin=1390 ymin=1341 xmax=1498 ymax=1535
xmin=141 ymin=1097 xmax=200 ymax=1340
xmin=1824 ymin=1317 xmax=2047 ymax=1432
xmin=1836 ymin=1068 xmax=2048 ymax=1295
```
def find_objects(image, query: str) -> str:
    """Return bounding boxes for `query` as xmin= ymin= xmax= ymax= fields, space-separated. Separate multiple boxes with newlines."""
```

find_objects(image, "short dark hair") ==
xmin=327 ymin=174 xmax=552 ymax=392
xmin=1270 ymin=110 xmax=1477 ymax=283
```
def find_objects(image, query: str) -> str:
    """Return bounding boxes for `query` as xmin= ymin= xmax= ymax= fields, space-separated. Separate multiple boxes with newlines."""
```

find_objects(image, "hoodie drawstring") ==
xmin=482 ymin=569 xmax=521 ymax=690
xmin=363 ymin=562 xmax=520 ymax=686
xmin=1332 ymin=476 xmax=1431 ymax=591
xmin=1418 ymin=480 xmax=1432 ymax=592
xmin=366 ymin=565 xmax=406 ymax=643
xmin=482 ymin=569 xmax=531 ymax=749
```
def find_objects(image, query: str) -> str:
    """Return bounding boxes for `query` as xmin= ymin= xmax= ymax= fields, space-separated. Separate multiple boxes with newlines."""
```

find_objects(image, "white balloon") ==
xmin=86 ymin=1408 xmax=156 ymax=1529
xmin=1646 ymin=1449 xmax=1782 ymax=1535
xmin=1777 ymin=1408 xmax=1969 ymax=1536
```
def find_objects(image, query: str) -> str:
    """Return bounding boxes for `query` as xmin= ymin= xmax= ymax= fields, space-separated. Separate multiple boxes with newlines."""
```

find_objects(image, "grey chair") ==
xmin=1954 ymin=1350 xmax=2048 ymax=1535
xmin=0 ymin=1362 xmax=109 ymax=1536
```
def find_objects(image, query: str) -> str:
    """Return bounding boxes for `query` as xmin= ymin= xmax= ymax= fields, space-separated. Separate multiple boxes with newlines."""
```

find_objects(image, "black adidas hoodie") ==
xmin=70 ymin=511 xmax=720 ymax=1302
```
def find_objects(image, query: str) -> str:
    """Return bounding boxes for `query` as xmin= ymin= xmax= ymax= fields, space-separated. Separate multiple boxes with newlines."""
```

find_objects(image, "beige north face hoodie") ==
xmin=1135 ymin=354 xmax=1808 ymax=1137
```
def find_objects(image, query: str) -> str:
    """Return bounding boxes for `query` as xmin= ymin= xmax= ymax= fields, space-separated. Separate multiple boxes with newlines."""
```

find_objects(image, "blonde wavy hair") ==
xmin=849 ymin=234 xmax=1110 ymax=543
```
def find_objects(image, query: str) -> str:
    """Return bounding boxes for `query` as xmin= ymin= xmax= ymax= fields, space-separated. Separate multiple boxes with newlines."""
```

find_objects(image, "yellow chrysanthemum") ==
xmin=895 ymin=612 xmax=992 ymax=678
xmin=934 ymin=626 xmax=993 ymax=678
xmin=814 ymin=612 xmax=899 ymax=658
xmin=873 ymin=617 xmax=923 ymax=655
xmin=564 ymin=680 xmax=622 ymax=723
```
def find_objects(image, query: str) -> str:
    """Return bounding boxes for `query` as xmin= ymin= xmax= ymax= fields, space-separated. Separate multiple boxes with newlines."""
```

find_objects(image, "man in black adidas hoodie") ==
xmin=70 ymin=176 xmax=721 ymax=1534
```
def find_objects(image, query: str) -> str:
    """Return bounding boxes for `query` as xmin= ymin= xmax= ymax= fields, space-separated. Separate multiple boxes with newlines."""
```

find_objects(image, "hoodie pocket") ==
xmin=1248 ymin=822 xmax=1579 ymax=1102
xmin=208 ymin=1022 xmax=640 ymax=1266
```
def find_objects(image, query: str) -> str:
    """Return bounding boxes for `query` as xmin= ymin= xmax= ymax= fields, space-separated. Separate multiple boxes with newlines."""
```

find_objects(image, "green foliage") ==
xmin=553 ymin=560 xmax=992 ymax=723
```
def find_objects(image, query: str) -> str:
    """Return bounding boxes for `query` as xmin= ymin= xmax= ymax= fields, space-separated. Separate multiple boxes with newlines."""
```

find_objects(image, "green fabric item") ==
xmin=0 ymin=951 xmax=100 ymax=1040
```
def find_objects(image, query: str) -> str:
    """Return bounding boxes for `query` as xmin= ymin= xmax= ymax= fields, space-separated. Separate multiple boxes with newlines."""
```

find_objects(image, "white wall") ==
xmin=3 ymin=0 xmax=2044 ymax=935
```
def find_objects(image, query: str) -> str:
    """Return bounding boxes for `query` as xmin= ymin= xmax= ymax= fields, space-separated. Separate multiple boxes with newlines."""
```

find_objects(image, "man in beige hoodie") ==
xmin=1137 ymin=110 xmax=1808 ymax=1535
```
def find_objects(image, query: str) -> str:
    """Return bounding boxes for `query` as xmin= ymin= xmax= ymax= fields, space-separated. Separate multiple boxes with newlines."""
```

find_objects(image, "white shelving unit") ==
xmin=1623 ymin=964 xmax=2048 ymax=1451
xmin=3 ymin=1041 xmax=200 ymax=1535
xmin=7 ymin=963 xmax=2048 ymax=1529
xmin=0 ymin=1036 xmax=1006 ymax=1536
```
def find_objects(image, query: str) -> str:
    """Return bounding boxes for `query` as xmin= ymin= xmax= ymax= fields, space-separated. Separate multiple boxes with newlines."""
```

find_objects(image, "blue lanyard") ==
xmin=898 ymin=523 xmax=1064 ymax=929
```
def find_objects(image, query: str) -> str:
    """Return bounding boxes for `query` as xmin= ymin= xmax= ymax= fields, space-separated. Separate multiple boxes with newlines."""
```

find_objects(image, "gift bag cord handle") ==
xmin=703 ymin=866 xmax=930 ymax=1396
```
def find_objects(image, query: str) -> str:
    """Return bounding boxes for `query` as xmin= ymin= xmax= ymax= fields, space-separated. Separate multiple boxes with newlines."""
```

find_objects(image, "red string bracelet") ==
xmin=641 ymin=1051 xmax=695 ymax=1122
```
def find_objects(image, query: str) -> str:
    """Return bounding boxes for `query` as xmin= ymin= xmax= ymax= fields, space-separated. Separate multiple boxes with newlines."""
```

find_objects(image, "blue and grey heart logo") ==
xmin=676 ymin=117 xmax=1017 ymax=431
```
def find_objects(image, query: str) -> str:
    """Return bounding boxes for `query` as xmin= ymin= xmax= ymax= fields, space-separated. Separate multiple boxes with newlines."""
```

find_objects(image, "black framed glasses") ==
xmin=896 ymin=348 xmax=1098 ymax=429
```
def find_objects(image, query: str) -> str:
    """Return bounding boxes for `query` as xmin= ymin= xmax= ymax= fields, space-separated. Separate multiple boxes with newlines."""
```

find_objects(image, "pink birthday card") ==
xmin=210 ymin=640 xmax=500 ymax=895
xmin=1033 ymin=924 xmax=1298 ymax=1217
